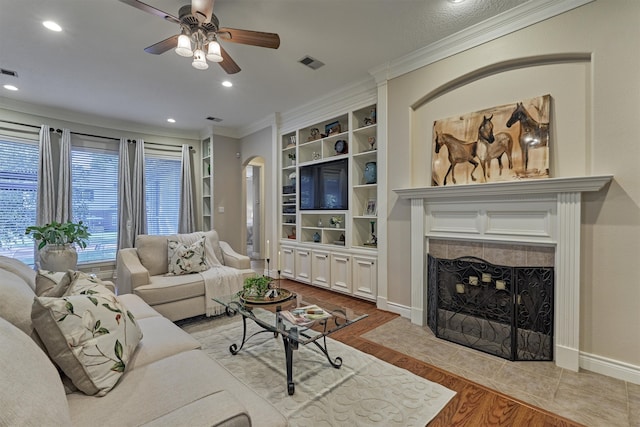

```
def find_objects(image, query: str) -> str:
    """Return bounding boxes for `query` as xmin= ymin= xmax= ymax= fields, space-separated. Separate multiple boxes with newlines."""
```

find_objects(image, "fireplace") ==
xmin=394 ymin=175 xmax=612 ymax=371
xmin=427 ymin=254 xmax=554 ymax=361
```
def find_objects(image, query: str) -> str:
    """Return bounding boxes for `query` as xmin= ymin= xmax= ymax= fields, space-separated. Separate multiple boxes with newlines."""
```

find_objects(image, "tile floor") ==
xmin=362 ymin=317 xmax=640 ymax=427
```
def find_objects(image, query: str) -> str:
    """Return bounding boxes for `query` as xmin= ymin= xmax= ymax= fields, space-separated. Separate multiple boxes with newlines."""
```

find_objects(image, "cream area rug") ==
xmin=188 ymin=314 xmax=456 ymax=426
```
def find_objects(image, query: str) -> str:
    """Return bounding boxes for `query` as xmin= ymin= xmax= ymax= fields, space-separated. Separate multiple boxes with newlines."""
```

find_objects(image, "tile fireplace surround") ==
xmin=394 ymin=175 xmax=612 ymax=371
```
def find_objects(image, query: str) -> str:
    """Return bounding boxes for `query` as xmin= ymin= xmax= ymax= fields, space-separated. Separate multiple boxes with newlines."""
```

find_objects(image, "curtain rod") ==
xmin=0 ymin=119 xmax=194 ymax=150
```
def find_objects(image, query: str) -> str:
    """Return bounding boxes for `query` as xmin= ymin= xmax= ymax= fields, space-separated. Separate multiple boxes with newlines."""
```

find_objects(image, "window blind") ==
xmin=145 ymin=154 xmax=181 ymax=235
xmin=0 ymin=138 xmax=39 ymax=265
xmin=71 ymin=147 xmax=119 ymax=263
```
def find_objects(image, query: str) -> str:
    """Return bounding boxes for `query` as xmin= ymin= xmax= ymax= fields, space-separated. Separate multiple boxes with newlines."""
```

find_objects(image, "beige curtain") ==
xmin=117 ymin=138 xmax=134 ymax=249
xmin=178 ymin=144 xmax=196 ymax=233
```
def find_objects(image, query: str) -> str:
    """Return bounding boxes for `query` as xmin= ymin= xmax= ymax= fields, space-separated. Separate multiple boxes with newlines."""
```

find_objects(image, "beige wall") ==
xmin=211 ymin=134 xmax=243 ymax=251
xmin=240 ymin=126 xmax=274 ymax=259
xmin=386 ymin=1 xmax=640 ymax=366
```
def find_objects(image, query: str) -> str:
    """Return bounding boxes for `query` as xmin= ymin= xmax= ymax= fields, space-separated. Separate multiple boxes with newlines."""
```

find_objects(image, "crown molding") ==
xmin=277 ymin=77 xmax=377 ymax=133
xmin=369 ymin=0 xmax=594 ymax=84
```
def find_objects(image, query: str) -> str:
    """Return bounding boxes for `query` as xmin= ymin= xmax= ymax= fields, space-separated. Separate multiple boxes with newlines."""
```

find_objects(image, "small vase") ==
xmin=364 ymin=161 xmax=377 ymax=184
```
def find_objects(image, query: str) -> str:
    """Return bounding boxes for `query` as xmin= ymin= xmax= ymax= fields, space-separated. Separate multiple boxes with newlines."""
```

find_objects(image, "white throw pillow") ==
xmin=31 ymin=292 xmax=143 ymax=396
xmin=166 ymin=236 xmax=210 ymax=275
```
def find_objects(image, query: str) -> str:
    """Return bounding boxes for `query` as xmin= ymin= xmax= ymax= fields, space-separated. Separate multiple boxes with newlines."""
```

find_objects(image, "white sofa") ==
xmin=117 ymin=230 xmax=256 ymax=321
xmin=0 ymin=255 xmax=287 ymax=426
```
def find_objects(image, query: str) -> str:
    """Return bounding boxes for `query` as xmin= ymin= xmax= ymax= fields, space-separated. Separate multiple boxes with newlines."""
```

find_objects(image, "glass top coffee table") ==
xmin=214 ymin=289 xmax=367 ymax=395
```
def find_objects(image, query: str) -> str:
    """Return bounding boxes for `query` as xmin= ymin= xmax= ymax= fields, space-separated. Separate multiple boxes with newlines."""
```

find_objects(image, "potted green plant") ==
xmin=287 ymin=152 xmax=296 ymax=165
xmin=241 ymin=275 xmax=272 ymax=298
xmin=25 ymin=220 xmax=91 ymax=271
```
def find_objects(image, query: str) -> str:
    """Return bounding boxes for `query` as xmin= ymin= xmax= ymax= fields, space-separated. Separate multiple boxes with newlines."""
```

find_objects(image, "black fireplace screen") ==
xmin=427 ymin=255 xmax=554 ymax=361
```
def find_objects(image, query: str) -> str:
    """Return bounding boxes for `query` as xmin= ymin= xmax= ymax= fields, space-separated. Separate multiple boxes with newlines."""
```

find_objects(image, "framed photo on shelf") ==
xmin=325 ymin=121 xmax=341 ymax=136
xmin=365 ymin=199 xmax=377 ymax=216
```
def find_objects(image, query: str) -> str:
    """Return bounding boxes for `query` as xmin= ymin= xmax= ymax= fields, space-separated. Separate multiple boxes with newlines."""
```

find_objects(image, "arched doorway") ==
xmin=243 ymin=157 xmax=265 ymax=261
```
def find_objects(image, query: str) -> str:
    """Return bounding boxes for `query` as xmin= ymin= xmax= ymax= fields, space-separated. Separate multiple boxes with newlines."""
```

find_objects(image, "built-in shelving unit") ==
xmin=201 ymin=136 xmax=212 ymax=231
xmin=278 ymin=103 xmax=378 ymax=301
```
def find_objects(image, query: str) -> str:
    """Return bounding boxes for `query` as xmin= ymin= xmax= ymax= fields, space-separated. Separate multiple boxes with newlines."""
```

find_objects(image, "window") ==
xmin=145 ymin=154 xmax=181 ymax=235
xmin=71 ymin=147 xmax=119 ymax=264
xmin=0 ymin=139 xmax=39 ymax=266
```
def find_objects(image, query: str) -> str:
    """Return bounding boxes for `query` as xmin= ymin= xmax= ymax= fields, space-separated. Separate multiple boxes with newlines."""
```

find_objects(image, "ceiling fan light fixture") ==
xmin=175 ymin=34 xmax=193 ymax=57
xmin=192 ymin=49 xmax=209 ymax=70
xmin=206 ymin=41 xmax=223 ymax=63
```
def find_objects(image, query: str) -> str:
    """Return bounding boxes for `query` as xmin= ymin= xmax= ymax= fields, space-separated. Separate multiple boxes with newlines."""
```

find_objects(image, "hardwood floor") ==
xmin=280 ymin=279 xmax=584 ymax=427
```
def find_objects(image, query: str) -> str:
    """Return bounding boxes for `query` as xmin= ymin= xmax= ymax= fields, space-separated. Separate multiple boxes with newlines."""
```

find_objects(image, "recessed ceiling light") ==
xmin=43 ymin=21 xmax=62 ymax=32
xmin=222 ymin=81 xmax=233 ymax=88
xmin=448 ymin=0 xmax=466 ymax=3
xmin=3 ymin=84 xmax=18 ymax=91
xmin=167 ymin=118 xmax=176 ymax=123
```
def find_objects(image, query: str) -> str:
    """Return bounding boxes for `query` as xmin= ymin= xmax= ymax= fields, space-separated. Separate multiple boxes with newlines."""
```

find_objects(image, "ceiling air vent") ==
xmin=206 ymin=116 xmax=222 ymax=122
xmin=0 ymin=68 xmax=18 ymax=77
xmin=298 ymin=56 xmax=325 ymax=70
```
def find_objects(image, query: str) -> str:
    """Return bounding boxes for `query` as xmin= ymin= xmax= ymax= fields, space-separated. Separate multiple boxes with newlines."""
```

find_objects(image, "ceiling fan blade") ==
xmin=217 ymin=28 xmax=280 ymax=49
xmin=218 ymin=46 xmax=241 ymax=74
xmin=118 ymin=0 xmax=179 ymax=24
xmin=192 ymin=0 xmax=214 ymax=23
xmin=144 ymin=35 xmax=179 ymax=55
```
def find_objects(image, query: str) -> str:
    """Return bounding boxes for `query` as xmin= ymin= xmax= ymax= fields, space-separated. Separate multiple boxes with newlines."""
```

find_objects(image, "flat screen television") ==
xmin=299 ymin=158 xmax=348 ymax=210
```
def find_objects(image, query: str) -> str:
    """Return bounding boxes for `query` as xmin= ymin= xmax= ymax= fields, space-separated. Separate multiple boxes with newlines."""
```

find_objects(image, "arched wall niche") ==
xmin=409 ymin=53 xmax=592 ymax=187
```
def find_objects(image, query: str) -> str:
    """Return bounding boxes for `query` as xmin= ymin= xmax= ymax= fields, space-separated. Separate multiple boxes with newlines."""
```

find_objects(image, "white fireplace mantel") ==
xmin=394 ymin=175 xmax=612 ymax=371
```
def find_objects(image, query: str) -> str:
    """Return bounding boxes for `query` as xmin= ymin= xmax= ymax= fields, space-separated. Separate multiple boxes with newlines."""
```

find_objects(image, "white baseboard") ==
xmin=386 ymin=301 xmax=412 ymax=320
xmin=580 ymin=351 xmax=640 ymax=385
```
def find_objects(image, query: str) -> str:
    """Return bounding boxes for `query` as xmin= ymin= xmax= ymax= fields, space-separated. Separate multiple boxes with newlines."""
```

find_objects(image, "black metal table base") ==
xmin=224 ymin=305 xmax=342 ymax=395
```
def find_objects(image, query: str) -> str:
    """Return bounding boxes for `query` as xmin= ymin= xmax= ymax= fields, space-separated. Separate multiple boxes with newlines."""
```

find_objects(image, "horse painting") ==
xmin=434 ymin=131 xmax=479 ymax=185
xmin=475 ymin=115 xmax=514 ymax=179
xmin=506 ymin=100 xmax=550 ymax=172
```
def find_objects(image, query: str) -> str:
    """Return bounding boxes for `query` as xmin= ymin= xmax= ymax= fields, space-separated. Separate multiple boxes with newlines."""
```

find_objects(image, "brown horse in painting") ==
xmin=506 ymin=102 xmax=549 ymax=172
xmin=434 ymin=131 xmax=479 ymax=185
xmin=475 ymin=115 xmax=514 ymax=180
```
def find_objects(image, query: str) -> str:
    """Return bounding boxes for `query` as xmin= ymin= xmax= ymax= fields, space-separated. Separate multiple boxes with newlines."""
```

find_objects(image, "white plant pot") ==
xmin=39 ymin=244 xmax=78 ymax=272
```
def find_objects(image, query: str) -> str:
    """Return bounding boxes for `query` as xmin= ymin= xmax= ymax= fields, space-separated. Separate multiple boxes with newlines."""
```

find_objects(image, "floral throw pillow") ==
xmin=166 ymin=236 xmax=209 ymax=275
xmin=31 ymin=292 xmax=143 ymax=396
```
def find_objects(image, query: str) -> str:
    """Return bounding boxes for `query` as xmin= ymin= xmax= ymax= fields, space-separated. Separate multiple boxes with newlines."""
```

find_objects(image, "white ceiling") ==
xmin=0 ymin=0 xmax=530 ymax=136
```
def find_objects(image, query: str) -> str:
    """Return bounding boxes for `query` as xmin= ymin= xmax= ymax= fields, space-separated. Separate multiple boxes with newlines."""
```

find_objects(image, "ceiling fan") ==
xmin=119 ymin=0 xmax=280 ymax=74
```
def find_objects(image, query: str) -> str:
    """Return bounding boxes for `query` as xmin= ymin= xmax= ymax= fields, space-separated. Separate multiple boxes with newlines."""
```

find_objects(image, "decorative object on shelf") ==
xmin=364 ymin=107 xmax=377 ymax=126
xmin=317 ymin=219 xmax=323 ymax=227
xmin=364 ymin=221 xmax=377 ymax=247
xmin=286 ymin=135 xmax=296 ymax=148
xmin=287 ymin=152 xmax=296 ymax=165
xmin=334 ymin=139 xmax=348 ymax=155
xmin=368 ymin=136 xmax=376 ymax=151
xmin=282 ymin=185 xmax=295 ymax=194
xmin=364 ymin=161 xmax=377 ymax=184
xmin=325 ymin=121 xmax=341 ymax=136
xmin=288 ymin=228 xmax=296 ymax=239
xmin=312 ymin=151 xmax=321 ymax=160
xmin=25 ymin=221 xmax=91 ymax=271
xmin=330 ymin=216 xmax=342 ymax=228
xmin=308 ymin=128 xmax=321 ymax=141
xmin=365 ymin=199 xmax=377 ymax=216
xmin=288 ymin=171 xmax=296 ymax=187
xmin=312 ymin=232 xmax=321 ymax=243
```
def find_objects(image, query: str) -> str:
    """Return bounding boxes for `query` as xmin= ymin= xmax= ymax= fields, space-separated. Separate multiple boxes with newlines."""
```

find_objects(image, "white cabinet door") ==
xmin=330 ymin=253 xmax=351 ymax=293
xmin=281 ymin=245 xmax=295 ymax=279
xmin=295 ymin=248 xmax=311 ymax=284
xmin=311 ymin=250 xmax=331 ymax=288
xmin=352 ymin=254 xmax=377 ymax=301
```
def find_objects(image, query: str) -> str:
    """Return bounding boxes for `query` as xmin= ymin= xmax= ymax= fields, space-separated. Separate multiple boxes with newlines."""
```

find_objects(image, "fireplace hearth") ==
xmin=427 ymin=255 xmax=554 ymax=361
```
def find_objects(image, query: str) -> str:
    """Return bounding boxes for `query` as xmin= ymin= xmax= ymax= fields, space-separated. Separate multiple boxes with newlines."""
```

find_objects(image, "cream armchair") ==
xmin=116 ymin=230 xmax=256 ymax=321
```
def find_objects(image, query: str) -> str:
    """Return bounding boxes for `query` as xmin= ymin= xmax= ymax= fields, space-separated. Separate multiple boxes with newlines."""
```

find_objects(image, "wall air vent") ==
xmin=298 ymin=56 xmax=325 ymax=70
xmin=206 ymin=116 xmax=222 ymax=122
xmin=0 ymin=68 xmax=18 ymax=77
